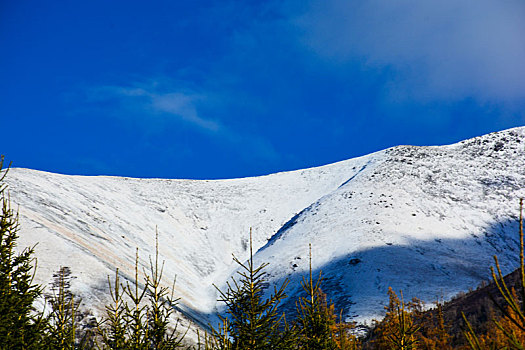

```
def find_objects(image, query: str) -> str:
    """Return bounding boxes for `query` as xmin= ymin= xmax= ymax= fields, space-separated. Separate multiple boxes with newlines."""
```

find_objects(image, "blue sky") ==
xmin=1 ymin=0 xmax=524 ymax=179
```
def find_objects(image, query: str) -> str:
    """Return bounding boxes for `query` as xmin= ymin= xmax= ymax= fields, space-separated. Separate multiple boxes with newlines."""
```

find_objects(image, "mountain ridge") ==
xmin=252 ymin=126 xmax=525 ymax=323
xmin=5 ymin=126 xmax=525 ymax=328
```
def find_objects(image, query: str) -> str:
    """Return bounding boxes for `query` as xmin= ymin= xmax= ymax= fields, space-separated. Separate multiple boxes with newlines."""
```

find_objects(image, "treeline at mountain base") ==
xmin=2 ymin=156 xmax=525 ymax=349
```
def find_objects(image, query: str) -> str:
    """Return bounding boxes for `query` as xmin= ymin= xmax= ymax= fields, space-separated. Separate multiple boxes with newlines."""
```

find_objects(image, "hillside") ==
xmin=5 ymin=127 xmax=525 ymax=328
xmin=253 ymin=127 xmax=525 ymax=324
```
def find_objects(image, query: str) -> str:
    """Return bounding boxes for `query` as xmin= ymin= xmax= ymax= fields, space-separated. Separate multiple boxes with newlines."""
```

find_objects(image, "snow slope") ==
xmin=5 ymin=127 xmax=525 ymax=327
xmin=254 ymin=127 xmax=525 ymax=323
xmin=6 ymin=149 xmax=373 ymax=323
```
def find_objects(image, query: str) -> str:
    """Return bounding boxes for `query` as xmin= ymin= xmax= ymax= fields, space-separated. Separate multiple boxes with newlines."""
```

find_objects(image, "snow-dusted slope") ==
xmin=254 ymin=127 xmax=525 ymax=323
xmin=5 ymin=127 xmax=525 ymax=326
xmin=6 ymin=151 xmax=373 ymax=322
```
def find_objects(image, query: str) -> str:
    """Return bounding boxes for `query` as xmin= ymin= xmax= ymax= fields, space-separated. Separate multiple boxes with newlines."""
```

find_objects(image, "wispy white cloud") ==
xmin=295 ymin=0 xmax=525 ymax=103
xmin=91 ymin=85 xmax=220 ymax=132
xmin=84 ymin=81 xmax=281 ymax=165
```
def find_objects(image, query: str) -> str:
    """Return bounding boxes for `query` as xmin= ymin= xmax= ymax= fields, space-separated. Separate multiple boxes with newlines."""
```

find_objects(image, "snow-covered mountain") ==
xmin=5 ymin=127 xmax=525 ymax=328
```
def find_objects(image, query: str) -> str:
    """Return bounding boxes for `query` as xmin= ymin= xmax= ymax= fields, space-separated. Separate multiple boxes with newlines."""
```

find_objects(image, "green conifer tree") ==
xmin=122 ymin=248 xmax=148 ymax=350
xmin=210 ymin=228 xmax=290 ymax=350
xmin=97 ymin=231 xmax=186 ymax=350
xmin=0 ymin=156 xmax=46 ymax=349
xmin=98 ymin=268 xmax=128 ymax=350
xmin=295 ymin=244 xmax=359 ymax=350
xmin=296 ymin=244 xmax=338 ymax=350
xmin=145 ymin=230 xmax=186 ymax=349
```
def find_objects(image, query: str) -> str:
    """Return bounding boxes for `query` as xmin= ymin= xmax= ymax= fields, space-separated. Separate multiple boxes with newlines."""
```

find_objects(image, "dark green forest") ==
xmin=2 ymin=156 xmax=525 ymax=350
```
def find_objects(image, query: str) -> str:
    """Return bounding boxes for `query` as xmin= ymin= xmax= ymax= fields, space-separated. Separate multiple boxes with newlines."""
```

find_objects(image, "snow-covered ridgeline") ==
xmin=5 ymin=126 xmax=525 ymax=326
xmin=254 ymin=127 xmax=525 ymax=323
xmin=6 ymin=150 xmax=374 ymax=321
